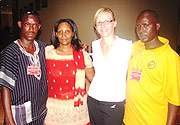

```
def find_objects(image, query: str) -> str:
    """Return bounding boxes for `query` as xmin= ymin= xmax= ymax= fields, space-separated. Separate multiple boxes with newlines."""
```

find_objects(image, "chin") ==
xmin=26 ymin=38 xmax=36 ymax=41
xmin=100 ymin=33 xmax=111 ymax=37
xmin=139 ymin=38 xmax=148 ymax=43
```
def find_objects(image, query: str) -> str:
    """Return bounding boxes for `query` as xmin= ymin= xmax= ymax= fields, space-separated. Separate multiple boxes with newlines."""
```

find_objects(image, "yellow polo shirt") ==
xmin=124 ymin=36 xmax=180 ymax=125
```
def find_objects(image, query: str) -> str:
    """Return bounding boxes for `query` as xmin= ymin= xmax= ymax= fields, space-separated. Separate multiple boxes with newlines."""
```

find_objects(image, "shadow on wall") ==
xmin=177 ymin=46 xmax=180 ymax=55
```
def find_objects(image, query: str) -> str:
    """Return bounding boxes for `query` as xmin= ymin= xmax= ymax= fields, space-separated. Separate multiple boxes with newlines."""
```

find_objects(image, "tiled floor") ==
xmin=0 ymin=92 xmax=179 ymax=124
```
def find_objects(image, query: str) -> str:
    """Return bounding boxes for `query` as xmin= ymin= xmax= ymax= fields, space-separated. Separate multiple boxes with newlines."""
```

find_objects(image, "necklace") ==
xmin=19 ymin=39 xmax=35 ymax=53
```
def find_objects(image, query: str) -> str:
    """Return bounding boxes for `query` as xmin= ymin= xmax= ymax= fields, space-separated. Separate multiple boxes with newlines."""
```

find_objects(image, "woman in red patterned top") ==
xmin=45 ymin=18 xmax=94 ymax=125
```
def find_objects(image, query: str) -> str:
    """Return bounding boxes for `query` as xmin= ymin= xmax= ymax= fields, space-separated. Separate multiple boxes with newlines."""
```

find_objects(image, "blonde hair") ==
xmin=93 ymin=7 xmax=116 ymax=28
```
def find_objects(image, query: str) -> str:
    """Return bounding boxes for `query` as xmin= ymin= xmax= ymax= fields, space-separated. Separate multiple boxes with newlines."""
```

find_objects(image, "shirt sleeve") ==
xmin=0 ymin=46 xmax=18 ymax=90
xmin=82 ymin=50 xmax=93 ymax=68
xmin=164 ymin=51 xmax=180 ymax=106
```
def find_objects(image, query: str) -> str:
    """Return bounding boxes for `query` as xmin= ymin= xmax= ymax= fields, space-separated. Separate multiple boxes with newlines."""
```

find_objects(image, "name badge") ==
xmin=130 ymin=69 xmax=142 ymax=82
xmin=27 ymin=66 xmax=39 ymax=75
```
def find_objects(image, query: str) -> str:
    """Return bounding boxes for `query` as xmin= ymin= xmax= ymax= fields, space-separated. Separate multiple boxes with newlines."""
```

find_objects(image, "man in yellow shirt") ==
xmin=123 ymin=9 xmax=180 ymax=125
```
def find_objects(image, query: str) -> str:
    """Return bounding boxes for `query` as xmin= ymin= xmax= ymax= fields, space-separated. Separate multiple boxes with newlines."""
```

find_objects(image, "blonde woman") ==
xmin=87 ymin=7 xmax=132 ymax=125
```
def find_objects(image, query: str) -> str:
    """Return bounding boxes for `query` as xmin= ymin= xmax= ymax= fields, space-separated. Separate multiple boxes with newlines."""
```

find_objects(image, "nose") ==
xmin=61 ymin=32 xmax=67 ymax=37
xmin=101 ymin=23 xmax=106 ymax=27
xmin=100 ymin=22 xmax=107 ymax=28
xmin=28 ymin=24 xmax=33 ymax=31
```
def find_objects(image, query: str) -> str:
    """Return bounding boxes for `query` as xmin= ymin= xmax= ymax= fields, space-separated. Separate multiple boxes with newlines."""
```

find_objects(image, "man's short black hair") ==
xmin=19 ymin=10 xmax=41 ymax=24
xmin=138 ymin=9 xmax=159 ymax=23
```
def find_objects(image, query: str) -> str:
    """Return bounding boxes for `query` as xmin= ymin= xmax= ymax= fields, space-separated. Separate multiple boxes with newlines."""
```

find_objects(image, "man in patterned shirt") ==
xmin=0 ymin=10 xmax=48 ymax=125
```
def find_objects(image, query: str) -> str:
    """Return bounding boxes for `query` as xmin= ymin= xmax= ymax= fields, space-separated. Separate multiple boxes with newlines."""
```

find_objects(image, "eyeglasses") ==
xmin=96 ymin=20 xmax=114 ymax=27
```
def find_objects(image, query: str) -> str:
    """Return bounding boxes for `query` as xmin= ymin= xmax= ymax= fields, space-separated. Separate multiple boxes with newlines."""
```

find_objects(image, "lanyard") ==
xmin=134 ymin=47 xmax=154 ymax=70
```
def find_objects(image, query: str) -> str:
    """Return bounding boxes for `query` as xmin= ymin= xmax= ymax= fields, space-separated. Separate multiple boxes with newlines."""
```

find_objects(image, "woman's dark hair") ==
xmin=19 ymin=10 xmax=41 ymax=24
xmin=51 ymin=18 xmax=82 ymax=51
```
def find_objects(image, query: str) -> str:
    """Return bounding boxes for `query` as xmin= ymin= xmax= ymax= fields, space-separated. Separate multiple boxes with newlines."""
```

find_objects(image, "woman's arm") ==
xmin=1 ymin=86 xmax=15 ymax=125
xmin=85 ymin=67 xmax=95 ymax=83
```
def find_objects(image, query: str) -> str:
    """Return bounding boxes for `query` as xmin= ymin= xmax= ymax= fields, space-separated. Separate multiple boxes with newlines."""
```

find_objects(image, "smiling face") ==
xmin=136 ymin=12 xmax=160 ymax=43
xmin=95 ymin=12 xmax=116 ymax=38
xmin=18 ymin=14 xmax=41 ymax=42
xmin=56 ymin=22 xmax=74 ymax=47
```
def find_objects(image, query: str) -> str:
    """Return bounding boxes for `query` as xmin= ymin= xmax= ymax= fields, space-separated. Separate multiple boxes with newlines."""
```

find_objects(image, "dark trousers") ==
xmin=87 ymin=96 xmax=125 ymax=125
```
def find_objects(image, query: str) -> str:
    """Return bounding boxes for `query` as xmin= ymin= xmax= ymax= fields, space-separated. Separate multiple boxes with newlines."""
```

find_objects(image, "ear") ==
xmin=17 ymin=21 xmax=22 ymax=28
xmin=72 ymin=32 xmax=74 ymax=38
xmin=156 ymin=23 xmax=160 ymax=31
xmin=38 ymin=24 xmax=41 ymax=29
xmin=113 ymin=20 xmax=117 ymax=27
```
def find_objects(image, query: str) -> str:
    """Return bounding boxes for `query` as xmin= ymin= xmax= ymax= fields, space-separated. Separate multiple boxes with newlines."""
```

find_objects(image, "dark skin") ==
xmin=1 ymin=87 xmax=15 ymax=125
xmin=17 ymin=14 xmax=41 ymax=55
xmin=55 ymin=22 xmax=95 ymax=82
xmin=136 ymin=12 xmax=164 ymax=49
xmin=136 ymin=12 xmax=179 ymax=125
xmin=1 ymin=14 xmax=41 ymax=125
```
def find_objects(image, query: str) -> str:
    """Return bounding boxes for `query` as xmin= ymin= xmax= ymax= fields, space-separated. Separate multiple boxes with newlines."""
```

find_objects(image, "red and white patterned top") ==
xmin=46 ymin=45 xmax=92 ymax=103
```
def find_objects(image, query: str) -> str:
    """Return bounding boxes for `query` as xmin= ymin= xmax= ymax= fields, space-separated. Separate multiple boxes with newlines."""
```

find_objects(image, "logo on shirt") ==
xmin=110 ymin=104 xmax=116 ymax=108
xmin=147 ymin=61 xmax=155 ymax=69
